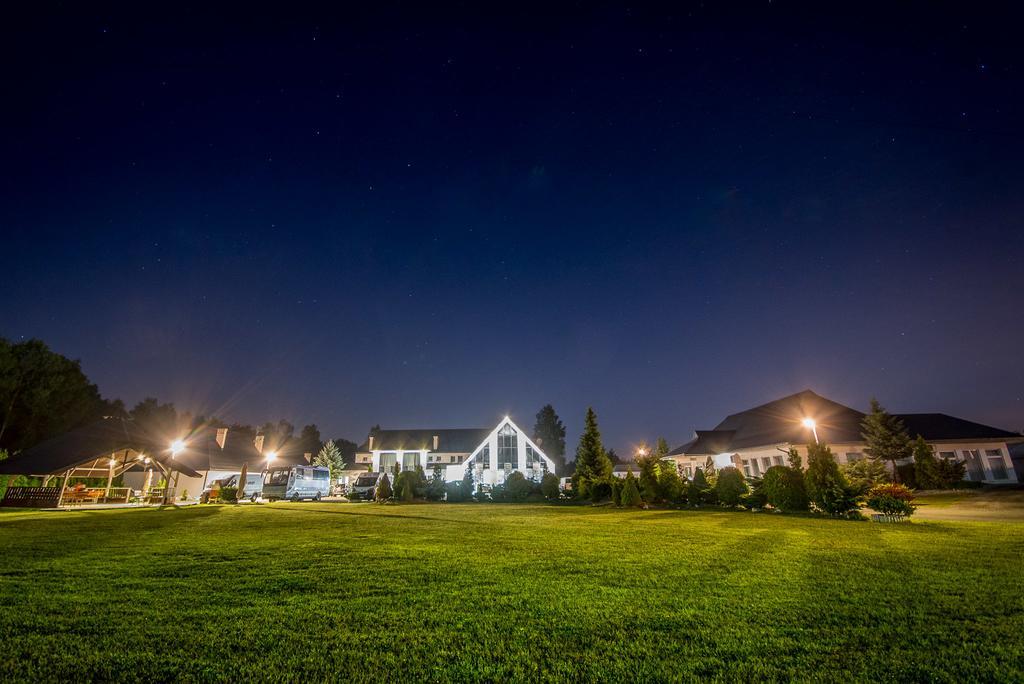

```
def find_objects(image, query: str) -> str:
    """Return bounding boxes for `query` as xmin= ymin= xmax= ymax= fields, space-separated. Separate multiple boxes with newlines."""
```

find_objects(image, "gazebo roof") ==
xmin=0 ymin=418 xmax=200 ymax=478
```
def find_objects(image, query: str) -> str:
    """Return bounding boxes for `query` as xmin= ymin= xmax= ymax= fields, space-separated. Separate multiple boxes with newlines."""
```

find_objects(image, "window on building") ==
xmin=761 ymin=457 xmax=772 ymax=472
xmin=526 ymin=444 xmax=541 ymax=468
xmin=963 ymin=449 xmax=984 ymax=480
xmin=472 ymin=444 xmax=490 ymax=470
xmin=986 ymin=450 xmax=1008 ymax=479
xmin=846 ymin=452 xmax=862 ymax=463
xmin=938 ymin=451 xmax=955 ymax=460
xmin=498 ymin=424 xmax=518 ymax=470
xmin=403 ymin=451 xmax=421 ymax=471
xmin=774 ymin=455 xmax=784 ymax=466
xmin=379 ymin=452 xmax=397 ymax=473
xmin=741 ymin=459 xmax=751 ymax=477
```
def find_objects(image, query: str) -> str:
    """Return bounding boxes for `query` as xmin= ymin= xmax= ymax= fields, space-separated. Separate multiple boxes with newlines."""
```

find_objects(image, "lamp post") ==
xmin=802 ymin=417 xmax=819 ymax=444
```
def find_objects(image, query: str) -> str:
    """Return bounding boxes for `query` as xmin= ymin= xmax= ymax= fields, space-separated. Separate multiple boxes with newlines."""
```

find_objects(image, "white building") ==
xmin=665 ymin=390 xmax=1021 ymax=484
xmin=354 ymin=417 xmax=555 ymax=490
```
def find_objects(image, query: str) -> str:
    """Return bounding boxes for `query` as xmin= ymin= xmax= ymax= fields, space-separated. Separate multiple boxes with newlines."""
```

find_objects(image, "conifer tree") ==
xmin=657 ymin=461 xmax=685 ymax=504
xmin=861 ymin=398 xmax=912 ymax=482
xmin=572 ymin=407 xmax=612 ymax=501
xmin=805 ymin=442 xmax=860 ymax=517
xmin=533 ymin=404 xmax=567 ymax=474
xmin=620 ymin=470 xmax=642 ymax=507
xmin=375 ymin=473 xmax=393 ymax=502
xmin=912 ymin=435 xmax=940 ymax=489
xmin=313 ymin=440 xmax=344 ymax=483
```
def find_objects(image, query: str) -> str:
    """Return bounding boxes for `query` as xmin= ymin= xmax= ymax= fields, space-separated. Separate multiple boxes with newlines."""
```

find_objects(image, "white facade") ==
xmin=367 ymin=417 xmax=555 ymax=489
xmin=667 ymin=440 xmax=1018 ymax=484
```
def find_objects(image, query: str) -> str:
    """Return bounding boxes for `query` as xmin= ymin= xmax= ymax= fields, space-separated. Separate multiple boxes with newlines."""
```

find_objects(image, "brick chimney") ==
xmin=216 ymin=427 xmax=228 ymax=449
xmin=254 ymin=434 xmax=265 ymax=454
xmin=433 ymin=434 xmax=439 ymax=450
xmin=368 ymin=435 xmax=374 ymax=451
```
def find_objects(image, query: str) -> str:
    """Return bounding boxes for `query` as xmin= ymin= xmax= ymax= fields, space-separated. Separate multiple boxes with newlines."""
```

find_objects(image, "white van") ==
xmin=261 ymin=465 xmax=330 ymax=501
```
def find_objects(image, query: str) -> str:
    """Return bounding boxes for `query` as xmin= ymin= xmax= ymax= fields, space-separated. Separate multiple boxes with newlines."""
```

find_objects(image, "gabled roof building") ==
xmin=355 ymin=416 xmax=555 ymax=489
xmin=666 ymin=390 xmax=1021 ymax=484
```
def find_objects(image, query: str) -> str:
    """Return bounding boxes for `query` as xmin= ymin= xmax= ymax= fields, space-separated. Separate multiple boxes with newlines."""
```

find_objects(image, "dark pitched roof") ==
xmin=712 ymin=390 xmax=864 ymax=449
xmin=0 ymin=418 xmax=200 ymax=477
xmin=173 ymin=428 xmax=306 ymax=472
xmin=895 ymin=414 xmax=1020 ymax=441
xmin=667 ymin=389 xmax=1021 ymax=457
xmin=357 ymin=428 xmax=491 ymax=454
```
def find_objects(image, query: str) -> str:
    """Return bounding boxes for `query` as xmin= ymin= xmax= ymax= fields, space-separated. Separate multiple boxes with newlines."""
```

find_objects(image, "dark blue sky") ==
xmin=2 ymin=2 xmax=1023 ymax=453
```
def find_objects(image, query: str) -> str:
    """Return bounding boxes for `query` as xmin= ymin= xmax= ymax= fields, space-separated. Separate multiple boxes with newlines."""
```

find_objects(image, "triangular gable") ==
xmin=462 ymin=417 xmax=555 ymax=470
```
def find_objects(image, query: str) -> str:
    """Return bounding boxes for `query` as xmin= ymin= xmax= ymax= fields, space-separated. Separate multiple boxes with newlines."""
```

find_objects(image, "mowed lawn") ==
xmin=1 ymin=504 xmax=1022 ymax=682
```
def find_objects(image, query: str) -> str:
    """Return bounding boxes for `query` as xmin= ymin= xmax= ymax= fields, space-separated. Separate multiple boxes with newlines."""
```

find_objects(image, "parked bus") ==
xmin=261 ymin=465 xmax=331 ymax=501
xmin=200 ymin=472 xmax=264 ymax=503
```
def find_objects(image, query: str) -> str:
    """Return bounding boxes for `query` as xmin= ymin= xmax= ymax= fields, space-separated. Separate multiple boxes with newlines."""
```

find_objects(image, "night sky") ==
xmin=3 ymin=2 xmax=1023 ymax=453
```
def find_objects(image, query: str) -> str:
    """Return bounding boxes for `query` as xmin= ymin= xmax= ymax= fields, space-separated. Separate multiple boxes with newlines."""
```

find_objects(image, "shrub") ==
xmin=393 ymin=470 xmax=426 ymax=501
xmin=895 ymin=463 xmax=917 ymax=489
xmin=715 ymin=467 xmax=748 ymax=507
xmin=504 ymin=471 xmax=536 ymax=502
xmin=399 ymin=477 xmax=414 ymax=502
xmin=742 ymin=476 xmax=768 ymax=509
xmin=425 ymin=467 xmax=446 ymax=501
xmin=842 ymin=458 xmax=890 ymax=493
xmin=657 ymin=462 xmax=686 ymax=504
xmin=589 ymin=477 xmax=613 ymax=503
xmin=375 ymin=474 xmax=393 ymax=502
xmin=688 ymin=468 xmax=713 ymax=505
xmin=610 ymin=477 xmax=623 ymax=506
xmin=620 ymin=472 xmax=642 ymax=507
xmin=806 ymin=442 xmax=861 ymax=517
xmin=935 ymin=458 xmax=967 ymax=488
xmin=444 ymin=480 xmax=467 ymax=502
xmin=540 ymin=472 xmax=560 ymax=500
xmin=218 ymin=486 xmax=238 ymax=502
xmin=866 ymin=483 xmax=916 ymax=518
xmin=762 ymin=466 xmax=809 ymax=512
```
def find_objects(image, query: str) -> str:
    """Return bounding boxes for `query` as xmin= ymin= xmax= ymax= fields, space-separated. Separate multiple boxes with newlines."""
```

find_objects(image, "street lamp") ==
xmin=170 ymin=439 xmax=185 ymax=456
xmin=801 ymin=417 xmax=819 ymax=444
xmin=266 ymin=450 xmax=277 ymax=464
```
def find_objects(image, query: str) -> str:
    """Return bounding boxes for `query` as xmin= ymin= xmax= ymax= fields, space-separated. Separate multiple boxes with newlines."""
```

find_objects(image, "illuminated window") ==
xmin=846 ymin=452 xmax=862 ymax=463
xmin=526 ymin=444 xmax=541 ymax=468
xmin=379 ymin=452 xmax=397 ymax=473
xmin=498 ymin=424 xmax=518 ymax=470
xmin=472 ymin=444 xmax=490 ymax=470
xmin=987 ymin=450 xmax=1008 ymax=479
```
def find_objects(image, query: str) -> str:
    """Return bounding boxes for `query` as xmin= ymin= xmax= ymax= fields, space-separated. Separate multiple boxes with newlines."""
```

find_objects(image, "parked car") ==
xmin=200 ymin=472 xmax=264 ymax=503
xmin=349 ymin=472 xmax=382 ymax=500
xmin=261 ymin=465 xmax=331 ymax=501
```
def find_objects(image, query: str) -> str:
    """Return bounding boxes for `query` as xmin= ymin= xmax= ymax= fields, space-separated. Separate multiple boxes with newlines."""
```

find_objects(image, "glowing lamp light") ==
xmin=109 ymin=458 xmax=117 ymax=466
xmin=266 ymin=450 xmax=277 ymax=463
xmin=170 ymin=439 xmax=185 ymax=456
xmin=801 ymin=417 xmax=820 ymax=444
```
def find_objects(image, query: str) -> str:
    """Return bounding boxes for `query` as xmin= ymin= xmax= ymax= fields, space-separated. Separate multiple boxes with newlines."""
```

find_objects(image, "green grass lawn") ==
xmin=1 ymin=503 xmax=1022 ymax=682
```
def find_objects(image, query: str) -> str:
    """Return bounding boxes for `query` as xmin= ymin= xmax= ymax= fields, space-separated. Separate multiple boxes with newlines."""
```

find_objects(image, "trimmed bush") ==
xmin=762 ymin=466 xmax=809 ymax=512
xmin=688 ymin=468 xmax=714 ymax=505
xmin=540 ymin=472 xmax=560 ymax=500
xmin=504 ymin=471 xmax=537 ymax=502
xmin=619 ymin=472 xmax=642 ymax=507
xmin=375 ymin=474 xmax=393 ymax=502
xmin=610 ymin=477 xmax=623 ymax=506
xmin=715 ymin=467 xmax=747 ymax=507
xmin=217 ymin=486 xmax=238 ymax=502
xmin=866 ymin=483 xmax=916 ymax=518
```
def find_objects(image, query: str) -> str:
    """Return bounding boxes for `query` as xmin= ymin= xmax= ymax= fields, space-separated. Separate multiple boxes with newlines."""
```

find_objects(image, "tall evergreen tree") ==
xmin=861 ymin=399 xmax=912 ymax=482
xmin=533 ymin=404 xmax=567 ymax=474
xmin=313 ymin=440 xmax=344 ymax=483
xmin=572 ymin=407 xmax=611 ymax=500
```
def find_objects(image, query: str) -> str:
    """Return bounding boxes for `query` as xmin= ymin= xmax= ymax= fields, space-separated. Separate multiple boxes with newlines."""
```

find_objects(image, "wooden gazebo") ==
xmin=0 ymin=417 xmax=201 ymax=508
